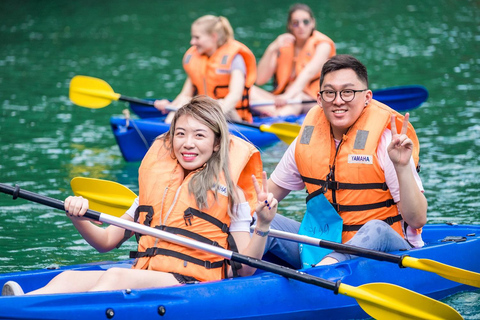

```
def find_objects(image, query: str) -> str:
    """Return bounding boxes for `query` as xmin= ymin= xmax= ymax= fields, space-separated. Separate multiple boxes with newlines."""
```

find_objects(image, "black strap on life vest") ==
xmin=130 ymin=248 xmax=225 ymax=270
xmin=129 ymin=207 xmax=242 ymax=277
xmin=303 ymin=175 xmax=394 ymax=213
xmin=182 ymin=207 xmax=242 ymax=277
xmin=331 ymin=199 xmax=396 ymax=213
xmin=115 ymin=205 xmax=154 ymax=248
xmin=303 ymin=176 xmax=389 ymax=203
xmin=212 ymin=85 xmax=252 ymax=121
xmin=342 ymin=214 xmax=403 ymax=232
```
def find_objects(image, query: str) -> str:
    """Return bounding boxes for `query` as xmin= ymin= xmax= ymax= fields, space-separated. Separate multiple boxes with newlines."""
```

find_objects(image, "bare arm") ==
xmin=153 ymin=77 xmax=195 ymax=112
xmin=281 ymin=42 xmax=332 ymax=99
xmin=256 ymin=34 xmax=295 ymax=85
xmin=267 ymin=178 xmax=292 ymax=202
xmin=388 ymin=114 xmax=427 ymax=229
xmin=219 ymin=69 xmax=246 ymax=118
xmin=64 ymin=196 xmax=134 ymax=253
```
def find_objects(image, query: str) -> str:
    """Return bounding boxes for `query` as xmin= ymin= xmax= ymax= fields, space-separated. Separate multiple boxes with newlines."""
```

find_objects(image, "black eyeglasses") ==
xmin=291 ymin=19 xmax=311 ymax=28
xmin=319 ymin=89 xmax=368 ymax=102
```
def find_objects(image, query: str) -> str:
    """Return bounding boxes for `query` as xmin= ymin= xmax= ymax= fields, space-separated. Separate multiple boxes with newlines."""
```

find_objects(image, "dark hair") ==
xmin=287 ymin=3 xmax=315 ymax=33
xmin=319 ymin=54 xmax=369 ymax=88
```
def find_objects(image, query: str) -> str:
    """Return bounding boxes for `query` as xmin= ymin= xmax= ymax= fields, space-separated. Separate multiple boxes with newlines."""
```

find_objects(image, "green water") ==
xmin=0 ymin=0 xmax=479 ymax=317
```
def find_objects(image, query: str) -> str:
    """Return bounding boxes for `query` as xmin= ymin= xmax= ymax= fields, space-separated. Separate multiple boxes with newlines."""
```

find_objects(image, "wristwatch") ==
xmin=254 ymin=228 xmax=270 ymax=237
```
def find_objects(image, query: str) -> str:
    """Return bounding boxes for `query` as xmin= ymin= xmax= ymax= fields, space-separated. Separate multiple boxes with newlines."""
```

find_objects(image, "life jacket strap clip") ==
xmin=184 ymin=211 xmax=194 ymax=226
xmin=331 ymin=202 xmax=340 ymax=212
xmin=145 ymin=247 xmax=157 ymax=257
xmin=221 ymin=223 xmax=229 ymax=233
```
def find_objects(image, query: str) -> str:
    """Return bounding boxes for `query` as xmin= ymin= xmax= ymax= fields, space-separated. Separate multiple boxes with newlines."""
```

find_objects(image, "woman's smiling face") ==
xmin=173 ymin=114 xmax=219 ymax=174
xmin=190 ymin=24 xmax=217 ymax=56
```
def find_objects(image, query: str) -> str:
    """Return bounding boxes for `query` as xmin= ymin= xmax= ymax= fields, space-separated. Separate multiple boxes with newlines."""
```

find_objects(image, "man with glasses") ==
xmin=263 ymin=54 xmax=427 ymax=268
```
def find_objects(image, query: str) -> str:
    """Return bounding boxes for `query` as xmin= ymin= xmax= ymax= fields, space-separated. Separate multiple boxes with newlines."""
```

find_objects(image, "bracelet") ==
xmin=254 ymin=228 xmax=270 ymax=237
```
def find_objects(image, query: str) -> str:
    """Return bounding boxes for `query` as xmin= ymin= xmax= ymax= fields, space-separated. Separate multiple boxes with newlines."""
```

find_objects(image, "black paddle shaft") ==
xmin=0 ymin=183 xmax=101 ymax=222
xmin=317 ymin=239 xmax=407 ymax=267
xmin=117 ymin=94 xmax=266 ymax=129
xmin=119 ymin=95 xmax=155 ymax=106
xmin=0 ymin=183 xmax=341 ymax=294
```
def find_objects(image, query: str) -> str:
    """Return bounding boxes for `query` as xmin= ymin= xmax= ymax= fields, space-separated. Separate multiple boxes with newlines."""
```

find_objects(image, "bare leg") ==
xmin=250 ymin=87 xmax=317 ymax=116
xmin=249 ymin=86 xmax=277 ymax=116
xmin=89 ymin=267 xmax=179 ymax=292
xmin=276 ymin=92 xmax=316 ymax=116
xmin=27 ymin=270 xmax=105 ymax=295
xmin=27 ymin=268 xmax=180 ymax=295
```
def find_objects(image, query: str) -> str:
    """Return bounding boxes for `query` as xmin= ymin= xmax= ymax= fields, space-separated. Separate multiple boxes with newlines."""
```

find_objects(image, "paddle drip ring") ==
xmin=12 ymin=185 xmax=20 ymax=200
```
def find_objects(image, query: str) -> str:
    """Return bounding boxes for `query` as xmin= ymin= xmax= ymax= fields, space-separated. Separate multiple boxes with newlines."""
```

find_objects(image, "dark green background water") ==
xmin=1 ymin=0 xmax=479 ymax=317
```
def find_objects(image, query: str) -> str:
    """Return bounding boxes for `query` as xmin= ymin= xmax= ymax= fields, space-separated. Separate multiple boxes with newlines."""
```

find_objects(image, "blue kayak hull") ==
xmin=128 ymin=86 xmax=428 ymax=119
xmin=110 ymin=115 xmax=304 ymax=162
xmin=0 ymin=224 xmax=478 ymax=319
xmin=113 ymin=85 xmax=428 ymax=162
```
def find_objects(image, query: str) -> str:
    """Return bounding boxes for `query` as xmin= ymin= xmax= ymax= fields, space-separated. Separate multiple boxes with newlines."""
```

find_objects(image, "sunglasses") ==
xmin=291 ymin=19 xmax=311 ymax=28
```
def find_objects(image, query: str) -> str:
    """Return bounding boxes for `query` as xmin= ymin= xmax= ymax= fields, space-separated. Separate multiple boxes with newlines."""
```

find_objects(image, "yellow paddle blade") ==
xmin=339 ymin=282 xmax=462 ymax=320
xmin=402 ymin=256 xmax=480 ymax=288
xmin=259 ymin=123 xmax=301 ymax=145
xmin=70 ymin=177 xmax=137 ymax=217
xmin=69 ymin=75 xmax=121 ymax=108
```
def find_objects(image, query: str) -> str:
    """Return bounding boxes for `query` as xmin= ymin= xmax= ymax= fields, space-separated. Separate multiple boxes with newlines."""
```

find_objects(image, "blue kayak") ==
xmin=110 ymin=114 xmax=304 ymax=162
xmin=111 ymin=85 xmax=428 ymax=162
xmin=0 ymin=224 xmax=478 ymax=320
xmin=127 ymin=85 xmax=429 ymax=119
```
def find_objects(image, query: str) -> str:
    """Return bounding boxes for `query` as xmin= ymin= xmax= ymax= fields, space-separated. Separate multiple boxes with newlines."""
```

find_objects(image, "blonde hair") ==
xmin=192 ymin=15 xmax=234 ymax=47
xmin=163 ymin=96 xmax=238 ymax=214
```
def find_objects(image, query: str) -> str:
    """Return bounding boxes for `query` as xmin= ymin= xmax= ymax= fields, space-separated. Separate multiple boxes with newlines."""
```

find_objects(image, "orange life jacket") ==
xmin=273 ymin=30 xmax=335 ymax=97
xmin=130 ymin=135 xmax=262 ymax=282
xmin=183 ymin=40 xmax=257 ymax=123
xmin=295 ymin=100 xmax=420 ymax=242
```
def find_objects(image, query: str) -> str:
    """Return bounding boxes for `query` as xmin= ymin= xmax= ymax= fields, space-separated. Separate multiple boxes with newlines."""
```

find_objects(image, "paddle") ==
xmin=0 ymin=182 xmax=462 ymax=320
xmin=253 ymin=226 xmax=480 ymax=289
xmin=250 ymin=99 xmax=316 ymax=107
xmin=69 ymin=75 xmax=300 ymax=144
xmin=71 ymin=177 xmax=480 ymax=289
xmin=249 ymin=85 xmax=428 ymax=111
xmin=70 ymin=177 xmax=137 ymax=218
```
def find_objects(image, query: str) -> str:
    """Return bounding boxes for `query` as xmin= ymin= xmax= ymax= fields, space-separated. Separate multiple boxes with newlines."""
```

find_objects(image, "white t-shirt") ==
xmin=125 ymin=197 xmax=252 ymax=233
xmin=270 ymin=128 xmax=425 ymax=247
xmin=231 ymin=54 xmax=247 ymax=75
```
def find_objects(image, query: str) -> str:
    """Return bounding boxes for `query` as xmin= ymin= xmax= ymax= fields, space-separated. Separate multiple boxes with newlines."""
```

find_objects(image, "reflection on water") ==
xmin=0 ymin=0 xmax=478 ymax=316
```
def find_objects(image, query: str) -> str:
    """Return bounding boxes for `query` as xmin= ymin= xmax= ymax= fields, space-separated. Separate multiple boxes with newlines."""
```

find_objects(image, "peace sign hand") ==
xmin=388 ymin=112 xmax=413 ymax=167
xmin=252 ymin=171 xmax=277 ymax=229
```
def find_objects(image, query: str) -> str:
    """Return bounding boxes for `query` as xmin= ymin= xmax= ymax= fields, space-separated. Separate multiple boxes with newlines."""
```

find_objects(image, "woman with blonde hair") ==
xmin=154 ymin=15 xmax=257 ymax=123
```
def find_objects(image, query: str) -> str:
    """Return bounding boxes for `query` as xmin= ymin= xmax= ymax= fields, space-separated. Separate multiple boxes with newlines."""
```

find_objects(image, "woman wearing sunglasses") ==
xmin=250 ymin=3 xmax=336 ymax=116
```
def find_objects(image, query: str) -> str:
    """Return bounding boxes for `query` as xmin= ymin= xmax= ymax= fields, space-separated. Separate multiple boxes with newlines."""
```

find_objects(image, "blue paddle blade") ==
xmin=373 ymin=85 xmax=428 ymax=111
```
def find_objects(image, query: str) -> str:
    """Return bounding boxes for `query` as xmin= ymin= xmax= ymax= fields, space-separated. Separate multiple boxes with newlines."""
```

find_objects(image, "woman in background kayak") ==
xmin=2 ymin=96 xmax=276 ymax=296
xmin=153 ymin=15 xmax=257 ymax=123
xmin=250 ymin=3 xmax=335 ymax=116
